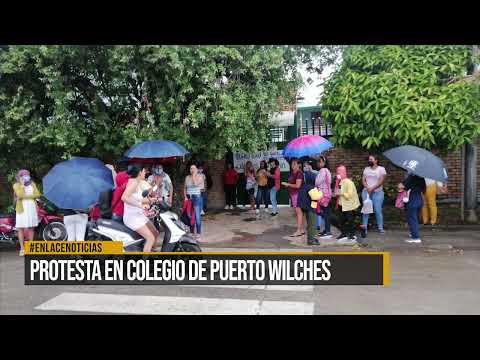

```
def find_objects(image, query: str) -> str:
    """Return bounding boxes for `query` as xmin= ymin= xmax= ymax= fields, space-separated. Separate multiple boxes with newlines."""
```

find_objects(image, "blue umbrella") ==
xmin=124 ymin=140 xmax=189 ymax=159
xmin=282 ymin=135 xmax=333 ymax=158
xmin=383 ymin=145 xmax=448 ymax=183
xmin=43 ymin=157 xmax=114 ymax=209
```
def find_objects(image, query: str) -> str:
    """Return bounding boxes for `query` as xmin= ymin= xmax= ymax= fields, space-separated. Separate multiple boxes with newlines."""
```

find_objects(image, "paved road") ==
xmin=2 ymin=243 xmax=480 ymax=314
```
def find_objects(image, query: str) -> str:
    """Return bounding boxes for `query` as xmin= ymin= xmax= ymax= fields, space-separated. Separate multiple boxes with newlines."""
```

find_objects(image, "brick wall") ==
xmin=200 ymin=145 xmax=472 ymax=210
xmin=323 ymin=147 xmax=463 ymax=202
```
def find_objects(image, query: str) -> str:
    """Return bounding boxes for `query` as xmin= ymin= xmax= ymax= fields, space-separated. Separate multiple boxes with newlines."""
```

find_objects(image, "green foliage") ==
xmin=0 ymin=45 xmax=341 ymax=174
xmin=322 ymin=45 xmax=480 ymax=152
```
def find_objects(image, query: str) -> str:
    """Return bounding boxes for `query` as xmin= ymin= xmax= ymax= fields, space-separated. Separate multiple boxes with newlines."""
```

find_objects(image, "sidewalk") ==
xmin=198 ymin=207 xmax=480 ymax=253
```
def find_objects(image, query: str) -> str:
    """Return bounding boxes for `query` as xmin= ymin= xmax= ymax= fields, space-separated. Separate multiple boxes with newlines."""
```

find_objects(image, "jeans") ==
xmin=190 ymin=194 xmax=202 ymax=234
xmin=270 ymin=187 xmax=278 ymax=213
xmin=406 ymin=204 xmax=421 ymax=239
xmin=320 ymin=205 xmax=331 ymax=233
xmin=201 ymin=191 xmax=207 ymax=212
xmin=256 ymin=186 xmax=269 ymax=209
xmin=361 ymin=189 xmax=384 ymax=231
xmin=224 ymin=184 xmax=236 ymax=206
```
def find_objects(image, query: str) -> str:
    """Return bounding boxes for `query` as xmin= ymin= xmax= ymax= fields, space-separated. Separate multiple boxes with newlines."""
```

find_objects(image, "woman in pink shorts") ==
xmin=282 ymin=158 xmax=304 ymax=237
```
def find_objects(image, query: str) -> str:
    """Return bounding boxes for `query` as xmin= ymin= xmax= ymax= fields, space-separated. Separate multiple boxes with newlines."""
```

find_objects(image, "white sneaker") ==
xmin=230 ymin=205 xmax=235 ymax=210
xmin=224 ymin=205 xmax=230 ymax=210
xmin=338 ymin=237 xmax=357 ymax=244
xmin=201 ymin=210 xmax=205 ymax=216
xmin=255 ymin=209 xmax=260 ymax=215
xmin=405 ymin=238 xmax=422 ymax=243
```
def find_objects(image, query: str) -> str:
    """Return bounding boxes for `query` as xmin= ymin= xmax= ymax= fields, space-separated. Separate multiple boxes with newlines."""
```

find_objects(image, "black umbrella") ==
xmin=383 ymin=145 xmax=448 ymax=183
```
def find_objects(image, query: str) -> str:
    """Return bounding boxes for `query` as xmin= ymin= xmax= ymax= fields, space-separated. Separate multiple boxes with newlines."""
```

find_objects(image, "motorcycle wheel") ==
xmin=40 ymin=222 xmax=68 ymax=241
xmin=175 ymin=242 xmax=202 ymax=252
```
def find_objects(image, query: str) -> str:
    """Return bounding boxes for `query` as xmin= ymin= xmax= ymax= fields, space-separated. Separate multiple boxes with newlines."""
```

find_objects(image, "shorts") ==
xmin=290 ymin=193 xmax=299 ymax=208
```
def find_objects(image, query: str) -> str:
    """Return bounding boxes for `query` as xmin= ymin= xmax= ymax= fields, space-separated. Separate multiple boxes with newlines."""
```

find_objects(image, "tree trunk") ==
xmin=463 ymin=45 xmax=479 ymax=223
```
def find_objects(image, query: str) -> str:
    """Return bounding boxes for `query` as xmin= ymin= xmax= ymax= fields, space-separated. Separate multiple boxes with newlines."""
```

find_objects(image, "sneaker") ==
xmin=336 ymin=233 xmax=348 ymax=241
xmin=405 ymin=238 xmax=422 ymax=244
xmin=201 ymin=210 xmax=205 ymax=216
xmin=264 ymin=208 xmax=269 ymax=213
xmin=255 ymin=209 xmax=260 ymax=215
xmin=230 ymin=205 xmax=235 ymax=210
xmin=379 ymin=229 xmax=385 ymax=234
xmin=270 ymin=212 xmax=278 ymax=217
xmin=307 ymin=239 xmax=320 ymax=245
xmin=320 ymin=232 xmax=333 ymax=239
xmin=19 ymin=249 xmax=25 ymax=257
xmin=338 ymin=237 xmax=357 ymax=244
xmin=224 ymin=205 xmax=230 ymax=210
xmin=360 ymin=227 xmax=367 ymax=238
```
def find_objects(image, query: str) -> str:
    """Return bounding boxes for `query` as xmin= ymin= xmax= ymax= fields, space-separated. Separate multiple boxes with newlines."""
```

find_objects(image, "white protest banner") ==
xmin=233 ymin=149 xmax=290 ymax=173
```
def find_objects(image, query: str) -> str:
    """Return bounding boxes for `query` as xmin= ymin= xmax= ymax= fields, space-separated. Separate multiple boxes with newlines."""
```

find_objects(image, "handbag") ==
xmin=180 ymin=199 xmax=196 ymax=227
xmin=361 ymin=193 xmax=374 ymax=214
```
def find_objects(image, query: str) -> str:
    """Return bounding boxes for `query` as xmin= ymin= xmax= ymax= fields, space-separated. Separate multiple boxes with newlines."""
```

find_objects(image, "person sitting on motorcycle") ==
xmin=12 ymin=169 xmax=41 ymax=256
xmin=121 ymin=164 xmax=161 ymax=252
xmin=147 ymin=164 xmax=173 ymax=207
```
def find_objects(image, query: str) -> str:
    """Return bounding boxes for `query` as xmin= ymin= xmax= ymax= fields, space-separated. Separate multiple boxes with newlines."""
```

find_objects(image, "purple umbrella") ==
xmin=283 ymin=135 xmax=333 ymax=158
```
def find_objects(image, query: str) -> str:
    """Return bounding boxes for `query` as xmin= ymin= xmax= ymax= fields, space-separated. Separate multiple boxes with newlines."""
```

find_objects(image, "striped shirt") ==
xmin=185 ymin=175 xmax=201 ymax=196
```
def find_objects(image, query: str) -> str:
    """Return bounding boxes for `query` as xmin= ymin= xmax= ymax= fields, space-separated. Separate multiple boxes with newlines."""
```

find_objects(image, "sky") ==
xmin=296 ymin=64 xmax=336 ymax=107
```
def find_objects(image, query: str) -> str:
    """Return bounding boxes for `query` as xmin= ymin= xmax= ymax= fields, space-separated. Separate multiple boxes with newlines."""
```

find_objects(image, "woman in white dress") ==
xmin=12 ymin=170 xmax=41 ymax=256
xmin=121 ymin=164 xmax=161 ymax=252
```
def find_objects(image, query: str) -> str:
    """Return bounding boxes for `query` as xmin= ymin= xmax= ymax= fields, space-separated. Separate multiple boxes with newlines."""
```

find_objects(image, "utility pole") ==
xmin=464 ymin=45 xmax=479 ymax=223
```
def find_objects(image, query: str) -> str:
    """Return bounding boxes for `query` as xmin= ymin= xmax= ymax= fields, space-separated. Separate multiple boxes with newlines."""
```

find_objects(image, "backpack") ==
xmin=97 ymin=189 xmax=113 ymax=219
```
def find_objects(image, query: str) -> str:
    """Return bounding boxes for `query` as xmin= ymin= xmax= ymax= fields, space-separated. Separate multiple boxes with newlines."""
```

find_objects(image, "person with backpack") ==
xmin=403 ymin=173 xmax=427 ymax=243
xmin=297 ymin=170 xmax=322 ymax=245
xmin=315 ymin=156 xmax=333 ymax=239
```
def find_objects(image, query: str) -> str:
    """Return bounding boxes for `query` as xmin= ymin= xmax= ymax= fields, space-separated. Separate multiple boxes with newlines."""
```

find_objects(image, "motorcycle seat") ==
xmin=96 ymin=218 xmax=143 ymax=240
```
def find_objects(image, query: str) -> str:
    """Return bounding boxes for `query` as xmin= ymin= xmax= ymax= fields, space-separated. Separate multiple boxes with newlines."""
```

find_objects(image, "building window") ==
xmin=270 ymin=128 xmax=286 ymax=143
xmin=300 ymin=111 xmax=333 ymax=137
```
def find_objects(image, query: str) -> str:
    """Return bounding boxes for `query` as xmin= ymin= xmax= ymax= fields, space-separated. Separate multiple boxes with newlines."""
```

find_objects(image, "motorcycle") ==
xmin=0 ymin=198 xmax=67 ymax=245
xmin=85 ymin=190 xmax=201 ymax=252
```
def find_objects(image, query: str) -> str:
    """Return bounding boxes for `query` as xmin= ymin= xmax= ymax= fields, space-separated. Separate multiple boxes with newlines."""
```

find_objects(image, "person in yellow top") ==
xmin=255 ymin=160 xmax=269 ymax=214
xmin=12 ymin=169 xmax=42 ymax=256
xmin=331 ymin=165 xmax=361 ymax=244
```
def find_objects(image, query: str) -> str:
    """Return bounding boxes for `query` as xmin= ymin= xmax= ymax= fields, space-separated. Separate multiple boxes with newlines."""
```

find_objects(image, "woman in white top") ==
xmin=184 ymin=163 xmax=205 ymax=239
xmin=121 ymin=164 xmax=160 ymax=252
xmin=361 ymin=155 xmax=387 ymax=235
